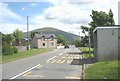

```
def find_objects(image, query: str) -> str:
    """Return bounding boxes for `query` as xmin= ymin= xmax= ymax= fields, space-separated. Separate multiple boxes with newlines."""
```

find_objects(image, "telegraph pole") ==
xmin=88 ymin=27 xmax=91 ymax=56
xmin=27 ymin=16 xmax=29 ymax=50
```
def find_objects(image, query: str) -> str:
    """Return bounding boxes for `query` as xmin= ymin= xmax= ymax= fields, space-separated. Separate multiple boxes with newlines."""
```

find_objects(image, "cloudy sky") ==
xmin=0 ymin=0 xmax=119 ymax=36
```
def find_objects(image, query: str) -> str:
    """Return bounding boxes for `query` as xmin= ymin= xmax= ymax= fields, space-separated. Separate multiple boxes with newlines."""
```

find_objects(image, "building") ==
xmin=31 ymin=34 xmax=57 ymax=49
xmin=93 ymin=26 xmax=120 ymax=61
xmin=12 ymin=38 xmax=30 ymax=46
xmin=12 ymin=38 xmax=31 ymax=52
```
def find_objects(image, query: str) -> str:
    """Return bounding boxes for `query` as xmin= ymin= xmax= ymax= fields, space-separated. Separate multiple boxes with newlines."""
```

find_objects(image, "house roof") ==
xmin=34 ymin=34 xmax=57 ymax=39
xmin=93 ymin=26 xmax=120 ymax=33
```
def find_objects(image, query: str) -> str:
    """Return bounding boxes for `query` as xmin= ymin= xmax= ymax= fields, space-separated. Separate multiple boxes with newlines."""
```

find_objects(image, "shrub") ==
xmin=12 ymin=46 xmax=18 ymax=53
xmin=2 ymin=43 xmax=13 ymax=55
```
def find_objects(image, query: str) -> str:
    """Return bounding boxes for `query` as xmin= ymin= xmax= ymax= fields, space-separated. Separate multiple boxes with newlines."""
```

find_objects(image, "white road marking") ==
xmin=10 ymin=64 xmax=41 ymax=79
xmin=46 ymin=56 xmax=56 ymax=62
xmin=23 ymin=71 xmax=31 ymax=76
xmin=51 ymin=60 xmax=57 ymax=63
xmin=56 ymin=60 xmax=62 ymax=63
xmin=60 ymin=60 xmax=66 ymax=63
xmin=64 ymin=51 xmax=67 ymax=52
xmin=67 ymin=60 xmax=73 ymax=63
xmin=24 ymin=74 xmax=44 ymax=78
xmin=65 ymin=76 xmax=80 ymax=79
xmin=58 ymin=53 xmax=63 ymax=56
xmin=36 ymin=65 xmax=43 ymax=69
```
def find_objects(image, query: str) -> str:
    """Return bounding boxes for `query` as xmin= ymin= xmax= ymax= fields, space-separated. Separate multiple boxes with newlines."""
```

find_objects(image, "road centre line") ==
xmin=36 ymin=65 xmax=43 ymax=69
xmin=58 ymin=53 xmax=63 ymax=56
xmin=46 ymin=56 xmax=56 ymax=62
xmin=10 ymin=64 xmax=41 ymax=79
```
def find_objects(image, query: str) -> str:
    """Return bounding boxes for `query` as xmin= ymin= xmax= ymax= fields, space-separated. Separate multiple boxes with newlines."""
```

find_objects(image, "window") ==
xmin=50 ymin=35 xmax=53 ymax=41
xmin=43 ymin=43 xmax=45 ymax=46
xmin=41 ymin=36 xmax=45 ymax=41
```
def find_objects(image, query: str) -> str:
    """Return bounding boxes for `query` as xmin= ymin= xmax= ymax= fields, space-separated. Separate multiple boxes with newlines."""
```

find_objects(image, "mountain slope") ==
xmin=24 ymin=27 xmax=79 ymax=43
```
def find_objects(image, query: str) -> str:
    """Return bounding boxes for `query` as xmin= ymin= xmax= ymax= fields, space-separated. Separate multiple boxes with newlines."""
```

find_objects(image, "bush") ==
xmin=2 ymin=43 xmax=13 ymax=55
xmin=12 ymin=46 xmax=18 ymax=53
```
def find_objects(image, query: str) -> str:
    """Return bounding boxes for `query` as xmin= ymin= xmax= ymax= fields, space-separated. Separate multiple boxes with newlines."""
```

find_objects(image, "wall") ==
xmin=37 ymin=38 xmax=57 ymax=48
xmin=31 ymin=36 xmax=38 ymax=48
xmin=32 ymin=36 xmax=57 ymax=49
xmin=93 ymin=31 xmax=98 ymax=60
xmin=47 ymin=39 xmax=57 ymax=48
xmin=38 ymin=39 xmax=47 ymax=48
xmin=15 ymin=46 xmax=27 ymax=52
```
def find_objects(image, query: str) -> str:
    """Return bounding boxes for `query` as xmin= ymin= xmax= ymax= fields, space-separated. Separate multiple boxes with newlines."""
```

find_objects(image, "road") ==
xmin=2 ymin=47 xmax=82 ymax=79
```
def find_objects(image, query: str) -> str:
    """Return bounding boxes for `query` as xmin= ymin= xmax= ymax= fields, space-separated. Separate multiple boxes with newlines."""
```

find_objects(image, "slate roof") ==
xmin=34 ymin=34 xmax=57 ymax=39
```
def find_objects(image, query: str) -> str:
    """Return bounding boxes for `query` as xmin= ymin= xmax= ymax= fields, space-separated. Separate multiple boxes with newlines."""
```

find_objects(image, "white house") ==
xmin=31 ymin=34 xmax=57 ymax=49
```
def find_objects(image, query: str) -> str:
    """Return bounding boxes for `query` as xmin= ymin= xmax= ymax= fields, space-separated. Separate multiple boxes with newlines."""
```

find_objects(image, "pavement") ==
xmin=2 ymin=47 xmax=83 ymax=79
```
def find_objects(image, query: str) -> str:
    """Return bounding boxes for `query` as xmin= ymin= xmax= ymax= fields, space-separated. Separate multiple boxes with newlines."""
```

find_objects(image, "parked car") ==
xmin=64 ymin=45 xmax=69 ymax=48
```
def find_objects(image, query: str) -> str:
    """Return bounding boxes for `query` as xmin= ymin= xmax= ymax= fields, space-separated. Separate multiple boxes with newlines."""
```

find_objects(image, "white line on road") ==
xmin=46 ymin=56 xmax=56 ymax=62
xmin=58 ymin=53 xmax=63 ymax=56
xmin=64 ymin=51 xmax=67 ymax=52
xmin=10 ymin=64 xmax=41 ymax=79
xmin=65 ymin=76 xmax=80 ymax=79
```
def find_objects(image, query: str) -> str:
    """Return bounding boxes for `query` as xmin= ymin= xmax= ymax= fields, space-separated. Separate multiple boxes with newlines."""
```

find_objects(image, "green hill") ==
xmin=24 ymin=27 xmax=79 ymax=44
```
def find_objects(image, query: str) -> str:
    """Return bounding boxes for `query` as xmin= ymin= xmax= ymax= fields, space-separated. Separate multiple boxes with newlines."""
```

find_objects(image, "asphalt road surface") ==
xmin=2 ymin=47 xmax=82 ymax=79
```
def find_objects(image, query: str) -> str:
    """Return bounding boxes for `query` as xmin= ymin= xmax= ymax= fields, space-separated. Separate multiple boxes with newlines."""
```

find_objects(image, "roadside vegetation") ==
xmin=79 ymin=47 xmax=118 ymax=79
xmin=1 ymin=29 xmax=53 ymax=64
xmin=2 ymin=48 xmax=53 ymax=63
xmin=79 ymin=47 xmax=94 ymax=58
xmin=85 ymin=60 xmax=118 ymax=79
xmin=2 ymin=29 xmax=23 ymax=55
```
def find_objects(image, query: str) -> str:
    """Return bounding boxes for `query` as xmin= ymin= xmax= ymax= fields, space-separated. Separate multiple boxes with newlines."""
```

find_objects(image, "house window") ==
xmin=41 ymin=36 xmax=45 ymax=41
xmin=50 ymin=35 xmax=53 ymax=41
xmin=51 ymin=43 xmax=54 ymax=46
xmin=43 ymin=43 xmax=45 ymax=46
xmin=41 ymin=38 xmax=45 ymax=41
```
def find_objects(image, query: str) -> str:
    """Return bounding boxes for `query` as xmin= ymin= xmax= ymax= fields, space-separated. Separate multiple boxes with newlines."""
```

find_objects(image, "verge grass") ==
xmin=79 ymin=47 xmax=94 ymax=58
xmin=78 ymin=47 xmax=118 ymax=79
xmin=2 ymin=48 xmax=53 ymax=63
xmin=85 ymin=60 xmax=118 ymax=79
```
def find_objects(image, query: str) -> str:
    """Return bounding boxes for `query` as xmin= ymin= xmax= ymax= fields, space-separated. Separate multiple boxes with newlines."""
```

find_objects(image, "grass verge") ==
xmin=85 ymin=60 xmax=118 ymax=79
xmin=1 ymin=48 xmax=53 ymax=63
xmin=79 ymin=47 xmax=94 ymax=58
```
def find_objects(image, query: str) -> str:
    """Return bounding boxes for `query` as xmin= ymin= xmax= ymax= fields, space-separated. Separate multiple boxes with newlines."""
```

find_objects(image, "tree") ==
xmin=89 ymin=10 xmax=115 ymax=28
xmin=74 ymin=39 xmax=81 ymax=47
xmin=88 ymin=9 xmax=115 ymax=47
xmin=57 ymin=35 xmax=69 ymax=45
xmin=80 ymin=25 xmax=89 ymax=36
xmin=108 ymin=9 xmax=115 ymax=25
xmin=2 ymin=33 xmax=18 ymax=55
xmin=13 ymin=29 xmax=23 ymax=46
xmin=80 ymin=25 xmax=89 ymax=46
xmin=2 ymin=34 xmax=14 ymax=45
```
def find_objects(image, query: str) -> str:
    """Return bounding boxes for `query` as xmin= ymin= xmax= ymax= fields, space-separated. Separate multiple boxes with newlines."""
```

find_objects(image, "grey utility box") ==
xmin=93 ymin=26 xmax=120 ymax=61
